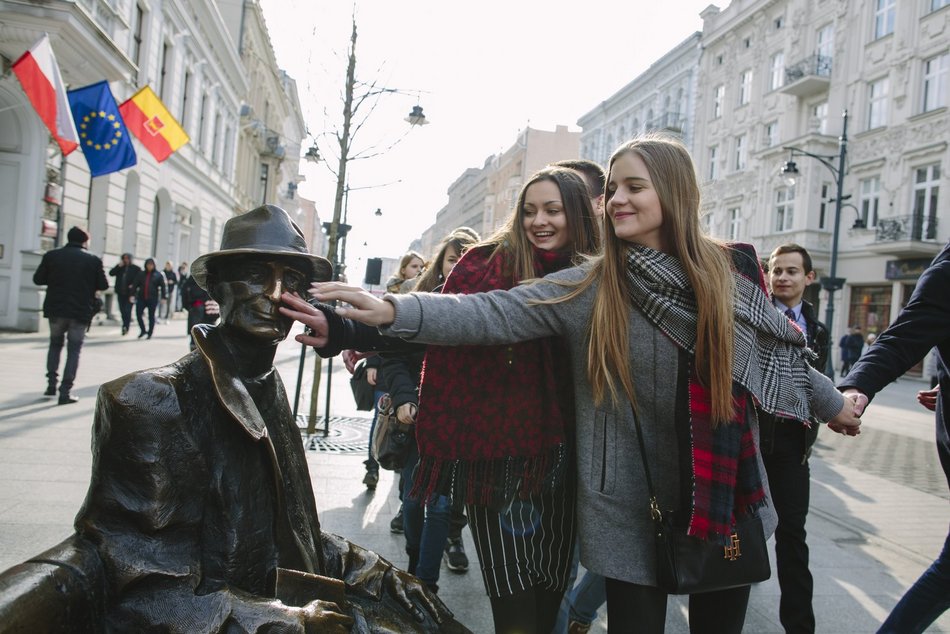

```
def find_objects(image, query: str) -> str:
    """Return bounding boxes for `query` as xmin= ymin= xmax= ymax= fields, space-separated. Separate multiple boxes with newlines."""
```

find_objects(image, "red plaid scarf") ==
xmin=411 ymin=244 xmax=575 ymax=508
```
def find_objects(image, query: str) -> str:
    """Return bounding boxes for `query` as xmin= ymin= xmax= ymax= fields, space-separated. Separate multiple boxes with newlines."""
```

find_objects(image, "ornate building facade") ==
xmin=0 ymin=0 xmax=311 ymax=331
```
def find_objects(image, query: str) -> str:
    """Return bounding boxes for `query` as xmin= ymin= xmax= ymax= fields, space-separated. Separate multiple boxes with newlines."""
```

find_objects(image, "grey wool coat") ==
xmin=382 ymin=265 xmax=845 ymax=586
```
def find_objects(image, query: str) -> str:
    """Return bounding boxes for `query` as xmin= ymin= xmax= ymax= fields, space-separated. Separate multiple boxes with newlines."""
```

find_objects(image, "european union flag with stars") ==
xmin=67 ymin=81 xmax=137 ymax=177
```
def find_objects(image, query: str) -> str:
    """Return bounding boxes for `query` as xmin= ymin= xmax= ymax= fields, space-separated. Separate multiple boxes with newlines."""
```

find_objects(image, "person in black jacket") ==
xmin=32 ymin=226 xmax=108 ymax=404
xmin=133 ymin=258 xmax=167 ymax=339
xmin=762 ymin=243 xmax=830 ymax=634
xmin=179 ymin=273 xmax=219 ymax=350
xmin=840 ymin=239 xmax=950 ymax=634
xmin=109 ymin=253 xmax=141 ymax=336
xmin=160 ymin=261 xmax=178 ymax=321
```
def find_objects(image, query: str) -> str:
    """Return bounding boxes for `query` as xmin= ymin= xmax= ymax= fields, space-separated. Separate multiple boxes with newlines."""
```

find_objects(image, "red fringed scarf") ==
xmin=411 ymin=244 xmax=575 ymax=508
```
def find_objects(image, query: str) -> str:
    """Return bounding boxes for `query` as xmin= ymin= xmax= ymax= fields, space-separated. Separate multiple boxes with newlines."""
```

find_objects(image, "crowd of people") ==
xmin=33 ymin=241 xmax=218 ymax=405
xmin=30 ymin=132 xmax=947 ymax=633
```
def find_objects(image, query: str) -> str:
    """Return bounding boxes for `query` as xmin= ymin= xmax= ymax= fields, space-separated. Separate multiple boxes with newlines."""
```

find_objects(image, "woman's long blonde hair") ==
xmin=557 ymin=135 xmax=736 ymax=424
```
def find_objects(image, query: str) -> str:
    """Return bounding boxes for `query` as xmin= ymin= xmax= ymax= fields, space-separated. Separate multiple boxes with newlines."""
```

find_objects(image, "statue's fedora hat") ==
xmin=191 ymin=205 xmax=332 ymax=290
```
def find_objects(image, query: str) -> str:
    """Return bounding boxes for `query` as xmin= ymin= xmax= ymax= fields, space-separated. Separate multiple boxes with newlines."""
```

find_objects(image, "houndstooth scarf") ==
xmin=625 ymin=243 xmax=816 ymax=542
xmin=625 ymin=243 xmax=815 ymax=424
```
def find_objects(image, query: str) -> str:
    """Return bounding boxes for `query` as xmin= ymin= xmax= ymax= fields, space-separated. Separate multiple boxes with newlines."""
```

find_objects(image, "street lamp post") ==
xmin=779 ymin=110 xmax=849 ymax=377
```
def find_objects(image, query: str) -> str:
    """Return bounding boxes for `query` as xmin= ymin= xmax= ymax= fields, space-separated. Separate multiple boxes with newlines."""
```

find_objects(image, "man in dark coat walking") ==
xmin=108 ymin=253 xmax=141 ymax=335
xmin=74 ymin=206 xmax=456 ymax=632
xmin=32 ymin=226 xmax=108 ymax=404
xmin=841 ymin=239 xmax=950 ymax=634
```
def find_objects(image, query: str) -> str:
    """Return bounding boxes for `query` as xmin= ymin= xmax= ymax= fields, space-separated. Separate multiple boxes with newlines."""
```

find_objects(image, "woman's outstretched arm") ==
xmin=308 ymin=267 xmax=589 ymax=347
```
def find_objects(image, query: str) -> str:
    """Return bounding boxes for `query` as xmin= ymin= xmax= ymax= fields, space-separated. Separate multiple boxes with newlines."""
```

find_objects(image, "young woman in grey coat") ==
xmin=288 ymin=135 xmax=862 ymax=633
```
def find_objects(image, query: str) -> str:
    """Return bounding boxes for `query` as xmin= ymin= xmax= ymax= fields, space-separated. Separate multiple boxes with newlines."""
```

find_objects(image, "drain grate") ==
xmin=296 ymin=415 xmax=373 ymax=453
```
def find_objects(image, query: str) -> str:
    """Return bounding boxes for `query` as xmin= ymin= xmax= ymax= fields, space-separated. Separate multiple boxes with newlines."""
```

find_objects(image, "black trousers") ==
xmin=761 ymin=420 xmax=815 ymax=634
xmin=604 ymin=578 xmax=751 ymax=633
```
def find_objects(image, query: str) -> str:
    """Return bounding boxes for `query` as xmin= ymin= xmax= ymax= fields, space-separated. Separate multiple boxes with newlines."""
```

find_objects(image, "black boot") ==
xmin=44 ymin=381 xmax=57 ymax=397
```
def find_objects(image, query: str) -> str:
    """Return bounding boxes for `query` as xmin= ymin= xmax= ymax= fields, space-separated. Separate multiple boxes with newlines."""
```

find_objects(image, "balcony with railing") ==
xmin=869 ymin=213 xmax=944 ymax=257
xmin=780 ymin=55 xmax=832 ymax=98
xmin=645 ymin=112 xmax=686 ymax=136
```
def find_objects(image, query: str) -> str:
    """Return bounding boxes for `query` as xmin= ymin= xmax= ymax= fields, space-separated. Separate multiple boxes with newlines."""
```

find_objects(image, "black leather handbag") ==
xmin=630 ymin=404 xmax=771 ymax=595
xmin=371 ymin=394 xmax=414 ymax=471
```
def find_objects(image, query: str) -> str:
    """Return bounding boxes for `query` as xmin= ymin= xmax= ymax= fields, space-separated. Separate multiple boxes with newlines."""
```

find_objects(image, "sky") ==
xmin=259 ymin=0 xmax=721 ymax=273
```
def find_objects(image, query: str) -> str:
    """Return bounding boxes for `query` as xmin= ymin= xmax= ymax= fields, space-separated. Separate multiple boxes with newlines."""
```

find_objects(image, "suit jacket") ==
xmin=74 ymin=324 xmax=393 ymax=632
xmin=33 ymin=243 xmax=108 ymax=322
xmin=841 ymin=240 xmax=950 ymax=490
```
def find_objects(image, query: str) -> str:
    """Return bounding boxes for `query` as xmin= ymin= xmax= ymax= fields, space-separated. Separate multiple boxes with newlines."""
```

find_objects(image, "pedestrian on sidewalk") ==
xmin=133 ymin=257 xmax=166 ymax=339
xmin=285 ymin=168 xmax=602 ymax=634
xmin=160 ymin=260 xmax=178 ymax=321
xmin=763 ymin=243 xmax=830 ymax=634
xmin=179 ymin=272 xmax=218 ymax=350
xmin=840 ymin=238 xmax=950 ymax=634
xmin=32 ymin=226 xmax=108 ymax=404
xmin=108 ymin=253 xmax=140 ymax=336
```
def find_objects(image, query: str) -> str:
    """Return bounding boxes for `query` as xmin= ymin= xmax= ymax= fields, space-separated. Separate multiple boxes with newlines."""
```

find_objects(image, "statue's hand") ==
xmin=383 ymin=567 xmax=444 ymax=625
xmin=300 ymin=599 xmax=354 ymax=633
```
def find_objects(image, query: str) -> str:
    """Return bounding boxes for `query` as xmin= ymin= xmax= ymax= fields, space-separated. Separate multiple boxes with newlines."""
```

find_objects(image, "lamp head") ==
xmin=405 ymin=105 xmax=429 ymax=126
xmin=780 ymin=159 xmax=799 ymax=187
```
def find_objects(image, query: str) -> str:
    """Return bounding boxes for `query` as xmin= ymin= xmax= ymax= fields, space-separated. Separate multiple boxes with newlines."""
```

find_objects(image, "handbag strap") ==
xmin=630 ymin=404 xmax=663 ymax=523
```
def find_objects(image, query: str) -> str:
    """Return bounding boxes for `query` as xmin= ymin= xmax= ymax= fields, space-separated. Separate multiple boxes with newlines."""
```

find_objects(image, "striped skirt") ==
xmin=466 ymin=483 xmax=576 ymax=598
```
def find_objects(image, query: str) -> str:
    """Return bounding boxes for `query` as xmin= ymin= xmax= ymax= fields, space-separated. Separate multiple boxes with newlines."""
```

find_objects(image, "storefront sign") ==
xmin=885 ymin=258 xmax=931 ymax=280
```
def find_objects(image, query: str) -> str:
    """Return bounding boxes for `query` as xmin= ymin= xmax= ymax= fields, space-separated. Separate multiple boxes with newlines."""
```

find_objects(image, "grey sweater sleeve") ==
xmin=808 ymin=366 xmax=845 ymax=423
xmin=380 ymin=266 xmax=590 ymax=345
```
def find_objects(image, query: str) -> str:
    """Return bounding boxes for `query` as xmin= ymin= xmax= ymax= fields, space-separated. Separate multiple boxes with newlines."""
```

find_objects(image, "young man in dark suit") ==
xmin=763 ymin=243 xmax=830 ymax=634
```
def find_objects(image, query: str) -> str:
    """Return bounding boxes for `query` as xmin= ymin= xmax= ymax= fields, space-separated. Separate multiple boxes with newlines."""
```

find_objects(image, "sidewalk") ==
xmin=1 ymin=316 xmax=948 ymax=632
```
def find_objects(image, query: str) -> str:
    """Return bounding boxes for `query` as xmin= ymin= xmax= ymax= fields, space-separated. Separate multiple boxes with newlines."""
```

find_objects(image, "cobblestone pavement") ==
xmin=1 ymin=317 xmax=948 ymax=632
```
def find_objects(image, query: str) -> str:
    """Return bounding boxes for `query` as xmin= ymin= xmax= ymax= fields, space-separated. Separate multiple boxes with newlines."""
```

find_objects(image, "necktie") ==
xmin=785 ymin=308 xmax=795 ymax=321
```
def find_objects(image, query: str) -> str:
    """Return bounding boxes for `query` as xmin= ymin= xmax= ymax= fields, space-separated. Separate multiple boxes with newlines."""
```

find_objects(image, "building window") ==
xmin=259 ymin=163 xmax=269 ymax=205
xmin=131 ymin=4 xmax=145 ymax=70
xmin=867 ymin=77 xmax=889 ymax=129
xmin=744 ymin=37 xmax=752 ymax=48
xmin=159 ymin=42 xmax=170 ymax=99
xmin=769 ymin=52 xmax=785 ymax=90
xmin=739 ymin=70 xmax=752 ymax=105
xmin=819 ymin=183 xmax=830 ymax=229
xmin=212 ymin=112 xmax=222 ymax=167
xmin=198 ymin=93 xmax=208 ymax=151
xmin=873 ymin=0 xmax=896 ymax=39
xmin=848 ymin=285 xmax=892 ymax=336
xmin=922 ymin=52 xmax=949 ymax=113
xmin=734 ymin=135 xmax=748 ymax=171
xmin=774 ymin=16 xmax=784 ymax=30
xmin=912 ymin=163 xmax=940 ymax=240
xmin=181 ymin=71 xmax=191 ymax=128
xmin=713 ymin=84 xmax=725 ymax=118
xmin=859 ymin=176 xmax=881 ymax=227
xmin=816 ymin=24 xmax=834 ymax=59
xmin=223 ymin=124 xmax=233 ymax=178
xmin=775 ymin=187 xmax=795 ymax=232
xmin=932 ymin=0 xmax=950 ymax=12
xmin=812 ymin=101 xmax=829 ymax=134
xmin=764 ymin=120 xmax=778 ymax=148
xmin=701 ymin=211 xmax=713 ymax=234
xmin=728 ymin=208 xmax=742 ymax=240
xmin=151 ymin=197 xmax=161 ymax=258
xmin=709 ymin=145 xmax=719 ymax=180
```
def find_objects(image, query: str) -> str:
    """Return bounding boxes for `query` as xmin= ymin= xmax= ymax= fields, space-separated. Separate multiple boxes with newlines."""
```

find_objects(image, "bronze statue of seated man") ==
xmin=55 ymin=206 xmax=462 ymax=632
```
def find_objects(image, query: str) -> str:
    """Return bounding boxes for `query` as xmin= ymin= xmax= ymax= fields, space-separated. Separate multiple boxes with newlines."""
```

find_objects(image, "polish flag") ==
xmin=12 ymin=34 xmax=79 ymax=155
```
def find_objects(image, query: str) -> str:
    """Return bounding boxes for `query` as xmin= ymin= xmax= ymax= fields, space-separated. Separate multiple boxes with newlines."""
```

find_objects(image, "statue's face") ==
xmin=212 ymin=255 xmax=310 ymax=342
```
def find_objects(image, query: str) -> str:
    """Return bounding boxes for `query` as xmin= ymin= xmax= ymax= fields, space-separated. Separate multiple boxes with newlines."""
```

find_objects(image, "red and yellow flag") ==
xmin=119 ymin=86 xmax=189 ymax=162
